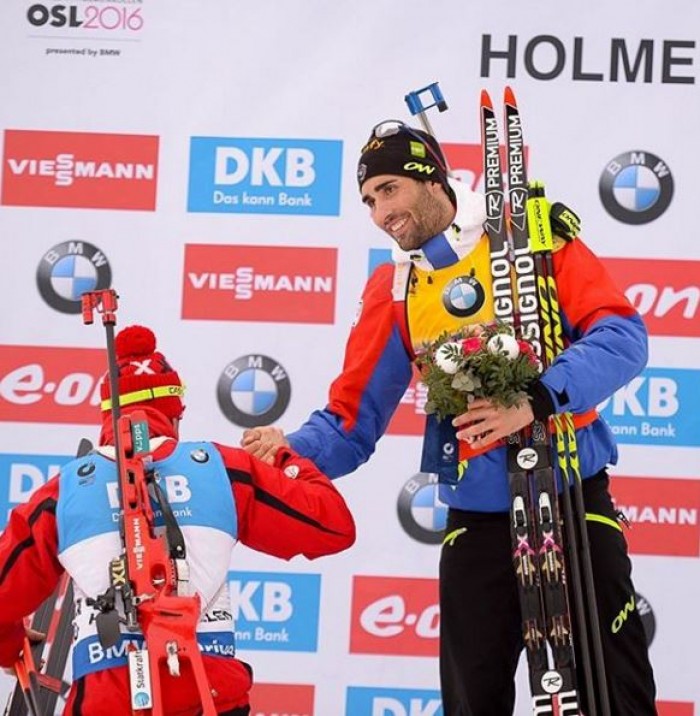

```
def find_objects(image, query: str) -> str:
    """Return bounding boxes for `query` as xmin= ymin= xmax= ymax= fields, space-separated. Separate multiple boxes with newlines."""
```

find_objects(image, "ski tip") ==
xmin=480 ymin=89 xmax=493 ymax=109
xmin=504 ymin=86 xmax=517 ymax=106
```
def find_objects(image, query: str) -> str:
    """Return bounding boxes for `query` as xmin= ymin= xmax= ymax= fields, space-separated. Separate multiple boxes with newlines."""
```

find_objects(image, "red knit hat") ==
xmin=100 ymin=325 xmax=185 ymax=419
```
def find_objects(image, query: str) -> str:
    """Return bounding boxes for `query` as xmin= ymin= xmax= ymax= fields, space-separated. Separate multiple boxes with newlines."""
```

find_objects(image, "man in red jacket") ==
xmin=0 ymin=324 xmax=355 ymax=715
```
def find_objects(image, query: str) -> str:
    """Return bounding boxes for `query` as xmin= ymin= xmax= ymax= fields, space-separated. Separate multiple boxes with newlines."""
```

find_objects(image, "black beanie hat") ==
xmin=357 ymin=122 xmax=452 ymax=200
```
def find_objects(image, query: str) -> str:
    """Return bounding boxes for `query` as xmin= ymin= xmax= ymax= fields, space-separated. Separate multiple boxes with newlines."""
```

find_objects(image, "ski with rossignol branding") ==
xmin=6 ymin=438 xmax=93 ymax=716
xmin=480 ymin=87 xmax=584 ymax=715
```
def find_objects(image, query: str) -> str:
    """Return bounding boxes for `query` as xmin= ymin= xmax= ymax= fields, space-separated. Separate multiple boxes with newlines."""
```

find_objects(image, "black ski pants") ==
xmin=439 ymin=470 xmax=657 ymax=716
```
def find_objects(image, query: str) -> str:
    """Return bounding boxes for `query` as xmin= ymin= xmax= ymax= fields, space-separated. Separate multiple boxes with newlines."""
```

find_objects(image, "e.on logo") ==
xmin=602 ymin=257 xmax=699 ymax=337
xmin=182 ymin=244 xmax=337 ymax=324
xmin=249 ymin=683 xmax=314 ymax=716
xmin=386 ymin=368 xmax=427 ymax=436
xmin=1 ymin=129 xmax=158 ymax=210
xmin=350 ymin=576 xmax=439 ymax=657
xmin=0 ymin=345 xmax=105 ymax=424
xmin=612 ymin=477 xmax=700 ymax=557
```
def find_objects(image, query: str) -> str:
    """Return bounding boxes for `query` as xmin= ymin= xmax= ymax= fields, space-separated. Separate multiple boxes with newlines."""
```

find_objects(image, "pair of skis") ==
xmin=405 ymin=83 xmax=610 ymax=714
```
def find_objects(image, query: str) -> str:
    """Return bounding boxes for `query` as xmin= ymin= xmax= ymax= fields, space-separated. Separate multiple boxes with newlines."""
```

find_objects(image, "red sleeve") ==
xmin=553 ymin=238 xmax=637 ymax=333
xmin=213 ymin=443 xmax=356 ymax=561
xmin=327 ymin=263 xmax=408 ymax=432
xmin=0 ymin=478 xmax=63 ymax=667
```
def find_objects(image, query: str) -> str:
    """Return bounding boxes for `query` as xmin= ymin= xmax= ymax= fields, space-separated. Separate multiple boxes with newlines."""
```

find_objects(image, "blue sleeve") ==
xmin=288 ymin=323 xmax=413 ymax=478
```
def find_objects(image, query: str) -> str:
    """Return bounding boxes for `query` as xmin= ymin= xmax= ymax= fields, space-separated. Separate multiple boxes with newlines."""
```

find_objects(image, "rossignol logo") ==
xmin=350 ymin=576 xmax=439 ymax=657
xmin=612 ymin=476 xmax=699 ymax=557
xmin=480 ymin=35 xmax=696 ymax=84
xmin=0 ymin=345 xmax=105 ymax=424
xmin=182 ymin=244 xmax=337 ymax=324
xmin=216 ymin=355 xmax=291 ymax=428
xmin=602 ymin=258 xmax=699 ymax=337
xmin=36 ymin=241 xmax=112 ymax=314
xmin=598 ymin=367 xmax=700 ymax=447
xmin=346 ymin=686 xmax=443 ymax=716
xmin=0 ymin=453 xmax=71 ymax=528
xmin=187 ymin=137 xmax=342 ymax=215
xmin=1 ymin=130 xmax=158 ymax=210
xmin=599 ymin=151 xmax=674 ymax=224
xmin=397 ymin=473 xmax=447 ymax=545
xmin=249 ymin=683 xmax=314 ymax=716
xmin=228 ymin=571 xmax=321 ymax=652
xmin=442 ymin=275 xmax=486 ymax=318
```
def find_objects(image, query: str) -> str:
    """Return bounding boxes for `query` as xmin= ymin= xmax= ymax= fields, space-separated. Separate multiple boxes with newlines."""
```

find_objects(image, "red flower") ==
xmin=517 ymin=339 xmax=535 ymax=356
xmin=462 ymin=337 xmax=483 ymax=354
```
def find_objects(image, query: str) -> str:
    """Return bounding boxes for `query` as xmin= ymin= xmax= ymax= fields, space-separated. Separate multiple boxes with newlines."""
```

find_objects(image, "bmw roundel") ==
xmin=599 ymin=151 xmax=674 ymax=225
xmin=442 ymin=275 xmax=485 ymax=317
xmin=36 ymin=241 xmax=112 ymax=314
xmin=397 ymin=472 xmax=448 ymax=544
xmin=217 ymin=354 xmax=291 ymax=428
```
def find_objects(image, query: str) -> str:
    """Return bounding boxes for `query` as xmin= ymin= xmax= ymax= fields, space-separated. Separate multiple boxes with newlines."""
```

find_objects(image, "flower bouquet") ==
xmin=417 ymin=322 xmax=542 ymax=422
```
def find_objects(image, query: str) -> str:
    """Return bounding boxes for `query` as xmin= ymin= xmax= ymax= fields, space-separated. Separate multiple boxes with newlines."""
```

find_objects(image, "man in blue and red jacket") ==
xmin=0 ymin=325 xmax=355 ymax=715
xmin=242 ymin=123 xmax=657 ymax=715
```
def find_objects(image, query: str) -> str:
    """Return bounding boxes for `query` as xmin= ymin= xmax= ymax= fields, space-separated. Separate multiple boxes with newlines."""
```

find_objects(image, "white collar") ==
xmin=391 ymin=178 xmax=487 ymax=271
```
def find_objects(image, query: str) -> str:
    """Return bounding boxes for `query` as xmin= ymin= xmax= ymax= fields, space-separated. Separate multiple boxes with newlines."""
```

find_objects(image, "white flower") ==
xmin=486 ymin=333 xmax=520 ymax=360
xmin=435 ymin=342 xmax=463 ymax=374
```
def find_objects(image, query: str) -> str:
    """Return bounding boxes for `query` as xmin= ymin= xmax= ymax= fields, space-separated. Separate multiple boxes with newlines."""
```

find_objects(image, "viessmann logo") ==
xmin=1 ymin=130 xmax=158 ymax=210
xmin=350 ymin=576 xmax=439 ymax=657
xmin=602 ymin=258 xmax=699 ymax=337
xmin=612 ymin=476 xmax=699 ymax=557
xmin=182 ymin=244 xmax=337 ymax=324
xmin=0 ymin=345 xmax=105 ymax=424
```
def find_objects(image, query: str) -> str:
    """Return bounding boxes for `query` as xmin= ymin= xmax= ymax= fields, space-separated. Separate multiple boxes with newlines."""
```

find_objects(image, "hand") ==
xmin=452 ymin=398 xmax=534 ymax=450
xmin=240 ymin=426 xmax=289 ymax=465
xmin=2 ymin=628 xmax=45 ymax=676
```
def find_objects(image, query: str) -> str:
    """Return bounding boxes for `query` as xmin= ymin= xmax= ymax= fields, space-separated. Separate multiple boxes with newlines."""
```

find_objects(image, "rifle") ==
xmin=81 ymin=289 xmax=216 ymax=715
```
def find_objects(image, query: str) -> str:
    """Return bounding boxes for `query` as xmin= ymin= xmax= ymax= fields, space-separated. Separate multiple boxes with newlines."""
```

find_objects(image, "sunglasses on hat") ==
xmin=370 ymin=119 xmax=449 ymax=175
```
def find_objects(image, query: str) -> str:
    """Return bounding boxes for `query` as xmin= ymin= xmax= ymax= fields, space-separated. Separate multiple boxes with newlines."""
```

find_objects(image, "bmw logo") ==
xmin=217 ymin=354 xmax=291 ymax=428
xmin=36 ymin=241 xmax=112 ymax=314
xmin=442 ymin=275 xmax=485 ymax=317
xmin=397 ymin=472 xmax=448 ymax=545
xmin=599 ymin=151 xmax=674 ymax=225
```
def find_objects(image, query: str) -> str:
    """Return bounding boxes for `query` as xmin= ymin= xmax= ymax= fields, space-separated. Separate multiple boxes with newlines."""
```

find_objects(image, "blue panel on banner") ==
xmin=346 ymin=686 xmax=443 ymax=716
xmin=187 ymin=137 xmax=343 ymax=215
xmin=598 ymin=367 xmax=700 ymax=447
xmin=0 ymin=453 xmax=70 ymax=530
xmin=228 ymin=570 xmax=320 ymax=652
xmin=368 ymin=248 xmax=393 ymax=276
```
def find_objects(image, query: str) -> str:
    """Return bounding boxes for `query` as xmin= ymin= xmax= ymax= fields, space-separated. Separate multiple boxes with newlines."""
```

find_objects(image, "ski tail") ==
xmin=7 ymin=439 xmax=93 ymax=716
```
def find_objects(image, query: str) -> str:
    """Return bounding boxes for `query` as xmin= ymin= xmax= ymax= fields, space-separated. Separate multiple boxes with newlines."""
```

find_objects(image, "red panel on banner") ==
xmin=602 ymin=258 xmax=700 ymax=337
xmin=350 ymin=576 xmax=439 ymax=656
xmin=611 ymin=477 xmax=700 ymax=557
xmin=656 ymin=701 xmax=695 ymax=716
xmin=1 ymin=129 xmax=158 ymax=210
xmin=249 ymin=683 xmax=314 ymax=716
xmin=0 ymin=346 xmax=105 ymax=424
xmin=182 ymin=244 xmax=337 ymax=324
xmin=386 ymin=367 xmax=426 ymax=436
